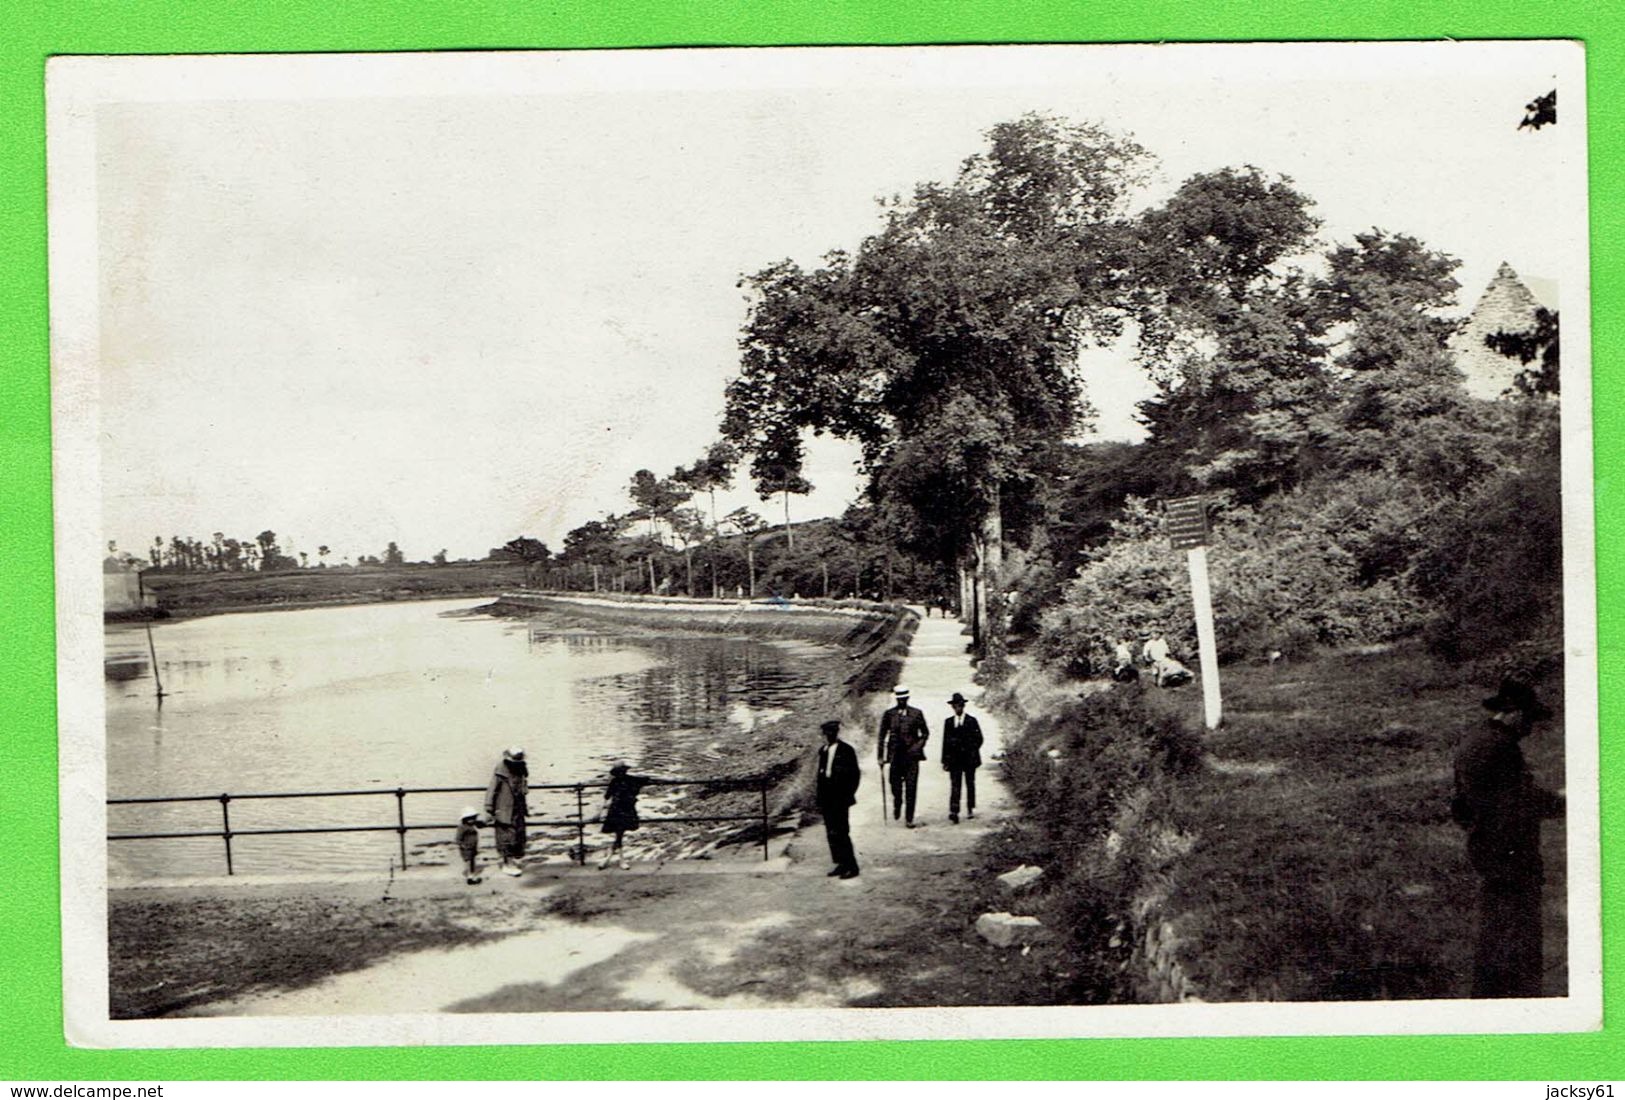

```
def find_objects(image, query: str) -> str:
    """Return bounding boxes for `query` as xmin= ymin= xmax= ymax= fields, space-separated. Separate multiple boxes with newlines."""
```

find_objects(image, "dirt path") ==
xmin=181 ymin=611 xmax=1042 ymax=1016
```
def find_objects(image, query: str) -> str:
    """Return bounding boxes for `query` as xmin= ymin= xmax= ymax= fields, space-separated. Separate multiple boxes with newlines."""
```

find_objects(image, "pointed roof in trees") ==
xmin=1450 ymin=261 xmax=1550 ymax=399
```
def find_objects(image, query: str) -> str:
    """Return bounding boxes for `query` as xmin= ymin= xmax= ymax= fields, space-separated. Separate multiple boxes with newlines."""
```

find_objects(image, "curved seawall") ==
xmin=488 ymin=591 xmax=919 ymax=844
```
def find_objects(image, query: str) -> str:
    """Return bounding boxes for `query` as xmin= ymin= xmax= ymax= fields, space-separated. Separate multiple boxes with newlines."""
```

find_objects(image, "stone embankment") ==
xmin=979 ymin=664 xmax=1206 ymax=1004
xmin=488 ymin=590 xmax=918 ymax=831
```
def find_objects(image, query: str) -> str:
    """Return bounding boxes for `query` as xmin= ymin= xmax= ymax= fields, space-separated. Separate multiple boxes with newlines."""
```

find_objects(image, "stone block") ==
xmin=996 ymin=865 xmax=1044 ymax=893
xmin=975 ymin=911 xmax=1045 ymax=948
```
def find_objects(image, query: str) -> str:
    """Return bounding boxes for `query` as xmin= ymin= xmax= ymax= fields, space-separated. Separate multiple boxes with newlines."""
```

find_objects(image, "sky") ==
xmin=81 ymin=43 xmax=1584 ymax=564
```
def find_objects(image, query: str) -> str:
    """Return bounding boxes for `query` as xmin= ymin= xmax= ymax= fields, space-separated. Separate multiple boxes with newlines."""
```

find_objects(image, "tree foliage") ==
xmin=501 ymin=536 xmax=551 ymax=564
xmin=1487 ymin=307 xmax=1560 ymax=397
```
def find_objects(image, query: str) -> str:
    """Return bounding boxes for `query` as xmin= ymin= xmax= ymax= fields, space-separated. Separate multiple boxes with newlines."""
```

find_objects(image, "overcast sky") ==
xmin=82 ymin=43 xmax=1582 ymax=564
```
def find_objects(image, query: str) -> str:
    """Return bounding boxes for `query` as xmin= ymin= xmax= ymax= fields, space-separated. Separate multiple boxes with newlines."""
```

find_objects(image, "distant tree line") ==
xmin=512 ymin=448 xmax=939 ymax=602
xmin=121 ymin=531 xmax=418 ymax=574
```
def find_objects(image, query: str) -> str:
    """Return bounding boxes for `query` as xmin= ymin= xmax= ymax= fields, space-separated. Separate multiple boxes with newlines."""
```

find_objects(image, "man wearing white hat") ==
xmin=483 ymin=746 xmax=530 ymax=876
xmin=878 ymin=685 xmax=930 ymax=827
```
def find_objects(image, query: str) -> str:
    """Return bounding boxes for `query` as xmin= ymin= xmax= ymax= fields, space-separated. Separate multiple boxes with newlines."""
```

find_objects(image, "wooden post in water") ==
xmin=144 ymin=623 xmax=167 ymax=705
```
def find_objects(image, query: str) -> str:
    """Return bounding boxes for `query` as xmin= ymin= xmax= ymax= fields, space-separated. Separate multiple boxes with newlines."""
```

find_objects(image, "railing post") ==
xmin=574 ymin=784 xmax=586 ymax=864
xmin=395 ymin=788 xmax=408 ymax=868
xmin=219 ymin=793 xmax=234 ymax=876
xmin=760 ymin=779 xmax=769 ymax=862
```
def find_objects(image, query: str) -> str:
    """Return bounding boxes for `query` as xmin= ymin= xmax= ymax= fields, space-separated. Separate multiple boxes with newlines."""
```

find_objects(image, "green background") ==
xmin=1 ymin=0 xmax=1618 ymax=1081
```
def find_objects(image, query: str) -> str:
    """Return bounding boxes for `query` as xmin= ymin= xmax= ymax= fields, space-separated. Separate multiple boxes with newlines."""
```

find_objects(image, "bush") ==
xmin=1004 ymin=685 xmax=1202 ymax=857
xmin=1414 ymin=416 xmax=1562 ymax=662
xmin=1036 ymin=477 xmax=1442 ymax=674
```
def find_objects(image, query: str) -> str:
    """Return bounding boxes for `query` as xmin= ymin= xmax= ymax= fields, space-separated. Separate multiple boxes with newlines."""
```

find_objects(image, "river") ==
xmin=104 ymin=598 xmax=828 ymax=880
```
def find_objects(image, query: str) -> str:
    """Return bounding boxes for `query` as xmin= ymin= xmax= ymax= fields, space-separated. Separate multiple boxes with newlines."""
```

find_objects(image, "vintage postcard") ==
xmin=48 ymin=42 xmax=1598 ymax=1048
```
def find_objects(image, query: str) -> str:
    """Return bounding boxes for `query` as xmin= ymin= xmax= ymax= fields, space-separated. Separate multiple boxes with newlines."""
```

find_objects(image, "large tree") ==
xmin=560 ymin=517 xmax=625 ymax=592
xmin=626 ymin=468 xmax=689 ymax=545
xmin=1130 ymin=168 xmax=1326 ymax=503
xmin=723 ymin=114 xmax=1152 ymax=675
xmin=723 ymin=507 xmax=767 ymax=596
xmin=675 ymin=441 xmax=738 ymax=534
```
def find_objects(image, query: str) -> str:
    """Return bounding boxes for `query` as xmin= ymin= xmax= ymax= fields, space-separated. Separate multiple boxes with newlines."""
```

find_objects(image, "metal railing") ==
xmin=107 ymin=776 xmax=776 ymax=875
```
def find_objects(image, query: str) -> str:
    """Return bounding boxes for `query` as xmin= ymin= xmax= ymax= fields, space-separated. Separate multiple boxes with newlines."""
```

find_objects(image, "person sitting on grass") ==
xmin=598 ymin=761 xmax=650 ymax=870
xmin=456 ymin=806 xmax=483 ymax=885
xmin=1142 ymin=634 xmax=1193 ymax=688
xmin=1111 ymin=638 xmax=1140 ymax=682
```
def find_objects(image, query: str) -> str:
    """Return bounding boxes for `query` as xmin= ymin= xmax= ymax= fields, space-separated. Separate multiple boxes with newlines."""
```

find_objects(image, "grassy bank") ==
xmin=138 ymin=561 xmax=528 ymax=616
xmin=984 ymin=643 xmax=1567 ymax=1001
xmin=109 ymin=885 xmax=517 ymax=1018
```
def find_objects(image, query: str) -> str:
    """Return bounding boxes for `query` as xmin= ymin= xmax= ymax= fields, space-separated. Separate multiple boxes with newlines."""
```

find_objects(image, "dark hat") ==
xmin=1482 ymin=677 xmax=1553 ymax=720
xmin=610 ymin=761 xmax=630 ymax=775
xmin=948 ymin=692 xmax=967 ymax=705
xmin=820 ymin=719 xmax=841 ymax=735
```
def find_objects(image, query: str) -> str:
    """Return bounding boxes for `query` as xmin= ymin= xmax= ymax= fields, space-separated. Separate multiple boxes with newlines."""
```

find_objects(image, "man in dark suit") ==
xmin=1452 ymin=677 xmax=1563 ymax=997
xmin=815 ymin=719 xmax=861 ymax=879
xmin=941 ymin=691 xmax=984 ymax=824
xmin=878 ymin=685 xmax=930 ymax=827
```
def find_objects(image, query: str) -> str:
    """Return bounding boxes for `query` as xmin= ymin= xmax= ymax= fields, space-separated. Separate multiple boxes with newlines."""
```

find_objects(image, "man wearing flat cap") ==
xmin=879 ymin=685 xmax=930 ymax=827
xmin=941 ymin=692 xmax=984 ymax=824
xmin=815 ymin=719 xmax=861 ymax=879
xmin=1451 ymin=677 xmax=1564 ymax=997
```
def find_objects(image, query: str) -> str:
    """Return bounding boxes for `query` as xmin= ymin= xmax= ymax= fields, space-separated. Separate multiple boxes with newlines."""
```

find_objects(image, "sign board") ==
xmin=1166 ymin=495 xmax=1209 ymax=550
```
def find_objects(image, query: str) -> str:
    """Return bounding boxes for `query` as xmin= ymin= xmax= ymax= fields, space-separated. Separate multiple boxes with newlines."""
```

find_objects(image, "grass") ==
xmin=107 ymin=888 xmax=542 ymax=1018
xmin=139 ymin=561 xmax=529 ymax=615
xmin=994 ymin=642 xmax=1567 ymax=1002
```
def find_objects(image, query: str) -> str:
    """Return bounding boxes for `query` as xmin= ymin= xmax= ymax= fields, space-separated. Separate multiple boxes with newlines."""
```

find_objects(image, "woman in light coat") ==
xmin=483 ymin=747 xmax=530 ymax=876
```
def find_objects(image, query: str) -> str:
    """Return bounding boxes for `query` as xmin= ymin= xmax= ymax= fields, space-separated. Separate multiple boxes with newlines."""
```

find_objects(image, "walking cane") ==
xmin=878 ymin=758 xmax=888 ymax=825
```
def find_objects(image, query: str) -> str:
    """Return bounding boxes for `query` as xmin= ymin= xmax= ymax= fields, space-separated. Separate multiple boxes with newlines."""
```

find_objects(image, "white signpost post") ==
xmin=1166 ymin=496 xmax=1222 ymax=730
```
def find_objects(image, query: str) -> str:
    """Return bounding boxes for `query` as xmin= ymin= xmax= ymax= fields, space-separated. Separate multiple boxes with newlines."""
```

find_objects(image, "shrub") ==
xmin=1036 ymin=476 xmax=1443 ymax=674
xmin=1413 ymin=417 xmax=1562 ymax=662
xmin=1004 ymin=685 xmax=1202 ymax=856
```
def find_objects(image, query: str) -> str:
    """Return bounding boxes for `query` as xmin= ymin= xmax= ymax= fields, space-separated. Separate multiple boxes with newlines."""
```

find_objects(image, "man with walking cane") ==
xmin=816 ymin=719 xmax=861 ymax=880
xmin=878 ymin=685 xmax=930 ymax=827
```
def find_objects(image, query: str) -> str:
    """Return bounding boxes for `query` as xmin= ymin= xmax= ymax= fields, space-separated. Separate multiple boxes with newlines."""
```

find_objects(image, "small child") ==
xmin=597 ymin=762 xmax=649 ymax=870
xmin=456 ymin=806 xmax=483 ymax=884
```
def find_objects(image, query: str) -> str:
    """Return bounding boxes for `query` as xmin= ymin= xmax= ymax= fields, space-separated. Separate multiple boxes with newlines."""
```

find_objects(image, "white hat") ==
xmin=893 ymin=685 xmax=910 ymax=697
xmin=504 ymin=746 xmax=526 ymax=760
xmin=460 ymin=806 xmax=480 ymax=820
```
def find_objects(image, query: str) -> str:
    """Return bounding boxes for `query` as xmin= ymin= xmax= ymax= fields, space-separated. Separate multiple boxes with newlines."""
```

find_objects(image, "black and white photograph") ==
xmin=47 ymin=42 xmax=1598 ymax=1047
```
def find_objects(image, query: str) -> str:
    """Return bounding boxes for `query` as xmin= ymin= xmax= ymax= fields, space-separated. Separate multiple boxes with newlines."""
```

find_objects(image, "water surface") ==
xmin=106 ymin=599 xmax=823 ymax=878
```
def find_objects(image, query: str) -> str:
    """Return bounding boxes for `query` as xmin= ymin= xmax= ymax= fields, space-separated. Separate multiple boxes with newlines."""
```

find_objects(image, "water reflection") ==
xmin=106 ymin=600 xmax=827 ymax=879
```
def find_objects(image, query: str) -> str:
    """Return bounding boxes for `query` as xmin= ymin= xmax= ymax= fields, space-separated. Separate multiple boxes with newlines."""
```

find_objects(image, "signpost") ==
xmin=1166 ymin=496 xmax=1221 ymax=730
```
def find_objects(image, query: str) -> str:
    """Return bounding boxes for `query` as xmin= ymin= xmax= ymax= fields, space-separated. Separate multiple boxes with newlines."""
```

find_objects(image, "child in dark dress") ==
xmin=597 ymin=762 xmax=649 ymax=870
xmin=456 ymin=807 xmax=482 ymax=884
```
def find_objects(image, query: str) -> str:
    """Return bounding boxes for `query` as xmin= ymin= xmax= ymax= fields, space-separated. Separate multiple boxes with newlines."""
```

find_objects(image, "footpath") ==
xmin=167 ymin=611 xmax=1027 ymax=1016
